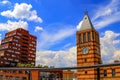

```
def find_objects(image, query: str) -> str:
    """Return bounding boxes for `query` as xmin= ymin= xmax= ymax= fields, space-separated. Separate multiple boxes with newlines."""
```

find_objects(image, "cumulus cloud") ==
xmin=1 ymin=3 xmax=43 ymax=23
xmin=36 ymin=46 xmax=76 ymax=67
xmin=92 ymin=0 xmax=120 ymax=29
xmin=100 ymin=30 xmax=120 ymax=63
xmin=0 ymin=0 xmax=11 ymax=5
xmin=37 ymin=24 xmax=75 ymax=50
xmin=0 ymin=20 xmax=28 ymax=31
xmin=34 ymin=26 xmax=43 ymax=32
xmin=36 ymin=30 xmax=120 ymax=67
xmin=113 ymin=50 xmax=120 ymax=60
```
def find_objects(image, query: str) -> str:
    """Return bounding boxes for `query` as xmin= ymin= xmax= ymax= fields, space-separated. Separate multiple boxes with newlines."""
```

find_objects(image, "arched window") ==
xmin=83 ymin=33 xmax=86 ymax=42
xmin=79 ymin=34 xmax=82 ymax=43
xmin=88 ymin=32 xmax=91 ymax=42
xmin=104 ymin=70 xmax=107 ymax=77
xmin=92 ymin=32 xmax=94 ymax=41
xmin=96 ymin=34 xmax=98 ymax=42
xmin=112 ymin=69 xmax=115 ymax=77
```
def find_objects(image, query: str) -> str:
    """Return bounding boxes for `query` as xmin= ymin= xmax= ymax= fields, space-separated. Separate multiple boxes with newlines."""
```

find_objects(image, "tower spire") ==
xmin=84 ymin=10 xmax=88 ymax=15
xmin=79 ymin=12 xmax=94 ymax=31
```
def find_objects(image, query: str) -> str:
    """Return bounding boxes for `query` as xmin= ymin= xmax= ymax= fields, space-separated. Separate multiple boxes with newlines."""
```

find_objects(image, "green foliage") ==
xmin=37 ymin=64 xmax=54 ymax=68
xmin=38 ymin=64 xmax=43 ymax=68
xmin=50 ymin=66 xmax=54 ymax=68
xmin=17 ymin=63 xmax=35 ymax=68
xmin=43 ymin=65 xmax=49 ymax=68
xmin=0 ymin=56 xmax=3 ymax=58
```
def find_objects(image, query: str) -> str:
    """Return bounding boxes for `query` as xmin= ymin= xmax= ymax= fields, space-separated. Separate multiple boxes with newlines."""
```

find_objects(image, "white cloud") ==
xmin=0 ymin=0 xmax=11 ymax=5
xmin=37 ymin=25 xmax=75 ymax=50
xmin=100 ymin=30 xmax=120 ymax=63
xmin=1 ymin=3 xmax=43 ymax=23
xmin=36 ymin=46 xmax=76 ymax=67
xmin=0 ymin=20 xmax=28 ymax=31
xmin=62 ymin=43 xmax=72 ymax=49
xmin=92 ymin=0 xmax=120 ymax=29
xmin=35 ymin=26 xmax=43 ymax=32
xmin=113 ymin=50 xmax=120 ymax=59
xmin=76 ymin=20 xmax=83 ymax=31
xmin=36 ymin=30 xmax=120 ymax=67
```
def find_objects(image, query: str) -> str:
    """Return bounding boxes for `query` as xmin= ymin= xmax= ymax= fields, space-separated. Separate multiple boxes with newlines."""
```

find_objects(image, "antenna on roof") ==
xmin=84 ymin=9 xmax=88 ymax=15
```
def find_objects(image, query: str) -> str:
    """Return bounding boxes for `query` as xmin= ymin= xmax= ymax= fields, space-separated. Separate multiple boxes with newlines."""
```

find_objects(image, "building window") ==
xmin=83 ymin=59 xmax=87 ymax=62
xmin=79 ymin=34 xmax=82 ymax=43
xmin=32 ymin=41 xmax=36 ymax=44
xmin=6 ymin=54 xmax=10 ymax=56
xmin=16 ymin=77 xmax=20 ymax=80
xmin=85 ymin=71 xmax=87 ymax=74
xmin=22 ymin=77 xmax=27 ymax=80
xmin=88 ymin=32 xmax=91 ymax=42
xmin=83 ymin=33 xmax=86 ymax=42
xmin=95 ymin=34 xmax=98 ymax=42
xmin=96 ymin=34 xmax=99 ymax=42
xmin=92 ymin=32 xmax=94 ymax=41
xmin=112 ymin=69 xmax=115 ymax=77
xmin=13 ymin=70 xmax=17 ymax=73
xmin=17 ymin=33 xmax=22 ymax=36
xmin=104 ymin=70 xmax=107 ymax=77
xmin=19 ymin=70 xmax=23 ymax=74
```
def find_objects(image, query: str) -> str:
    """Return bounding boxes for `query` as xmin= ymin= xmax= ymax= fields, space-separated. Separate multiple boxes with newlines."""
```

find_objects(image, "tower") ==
xmin=76 ymin=12 xmax=102 ymax=80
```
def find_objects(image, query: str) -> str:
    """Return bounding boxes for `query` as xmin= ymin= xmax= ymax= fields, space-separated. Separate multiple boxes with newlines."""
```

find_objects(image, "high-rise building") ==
xmin=0 ymin=28 xmax=36 ymax=67
xmin=76 ymin=12 xmax=102 ymax=80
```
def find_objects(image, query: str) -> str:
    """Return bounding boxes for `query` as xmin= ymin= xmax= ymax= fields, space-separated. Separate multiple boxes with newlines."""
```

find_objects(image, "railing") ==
xmin=0 ymin=63 xmax=120 ymax=80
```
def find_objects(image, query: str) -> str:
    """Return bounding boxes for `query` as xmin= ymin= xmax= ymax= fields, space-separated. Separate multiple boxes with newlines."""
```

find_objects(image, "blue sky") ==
xmin=0 ymin=0 xmax=120 ymax=67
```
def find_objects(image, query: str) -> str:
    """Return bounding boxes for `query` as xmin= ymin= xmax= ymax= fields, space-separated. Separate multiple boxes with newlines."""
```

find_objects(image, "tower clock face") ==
xmin=82 ymin=47 xmax=89 ymax=54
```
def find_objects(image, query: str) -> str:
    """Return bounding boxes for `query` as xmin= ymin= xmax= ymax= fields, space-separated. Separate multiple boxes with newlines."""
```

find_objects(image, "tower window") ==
xmin=83 ymin=59 xmax=87 ymax=62
xmin=95 ymin=34 xmax=98 ymax=42
xmin=88 ymin=32 xmax=91 ymax=42
xmin=79 ymin=34 xmax=82 ymax=43
xmin=85 ymin=71 xmax=87 ymax=74
xmin=96 ymin=34 xmax=99 ymax=43
xmin=92 ymin=32 xmax=94 ymax=41
xmin=104 ymin=70 xmax=107 ymax=77
xmin=112 ymin=69 xmax=115 ymax=77
xmin=83 ymin=33 xmax=86 ymax=42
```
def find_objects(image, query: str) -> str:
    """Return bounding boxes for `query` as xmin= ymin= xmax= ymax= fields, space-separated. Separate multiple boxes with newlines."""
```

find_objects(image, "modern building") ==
xmin=0 ymin=28 xmax=36 ymax=67
xmin=0 ymin=28 xmax=75 ymax=80
xmin=0 ymin=69 xmax=75 ymax=80
xmin=76 ymin=12 xmax=120 ymax=80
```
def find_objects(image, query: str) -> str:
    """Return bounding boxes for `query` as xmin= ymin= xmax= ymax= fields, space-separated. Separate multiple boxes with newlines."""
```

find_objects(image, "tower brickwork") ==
xmin=77 ymin=13 xmax=102 ymax=80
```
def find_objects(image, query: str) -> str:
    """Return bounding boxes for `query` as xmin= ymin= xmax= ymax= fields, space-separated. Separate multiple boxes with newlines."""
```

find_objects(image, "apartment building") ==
xmin=0 ymin=28 xmax=36 ymax=67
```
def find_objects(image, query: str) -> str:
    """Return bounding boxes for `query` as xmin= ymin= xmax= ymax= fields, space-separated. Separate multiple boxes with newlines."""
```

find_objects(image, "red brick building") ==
xmin=0 ymin=28 xmax=36 ymax=67
xmin=0 ymin=28 xmax=75 ymax=80
xmin=0 ymin=69 xmax=74 ymax=80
